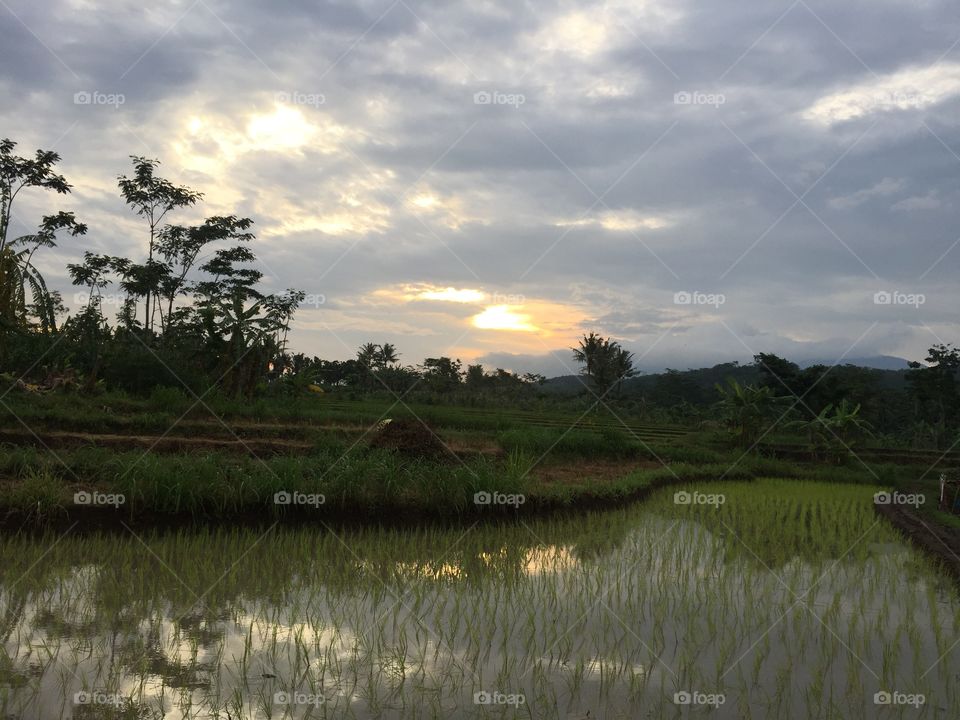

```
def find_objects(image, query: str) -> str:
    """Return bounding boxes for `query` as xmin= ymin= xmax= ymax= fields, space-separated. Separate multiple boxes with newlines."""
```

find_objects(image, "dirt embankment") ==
xmin=875 ymin=503 xmax=960 ymax=584
xmin=0 ymin=428 xmax=315 ymax=456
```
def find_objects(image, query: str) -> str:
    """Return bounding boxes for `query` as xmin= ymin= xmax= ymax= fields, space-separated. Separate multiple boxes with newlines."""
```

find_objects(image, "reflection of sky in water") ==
xmin=0 ymin=506 xmax=957 ymax=719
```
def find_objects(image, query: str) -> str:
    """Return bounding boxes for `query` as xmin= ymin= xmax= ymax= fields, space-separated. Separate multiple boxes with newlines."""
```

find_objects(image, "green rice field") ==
xmin=0 ymin=480 xmax=956 ymax=719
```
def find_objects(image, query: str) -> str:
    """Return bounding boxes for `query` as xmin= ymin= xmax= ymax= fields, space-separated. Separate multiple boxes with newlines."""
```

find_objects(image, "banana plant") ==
xmin=714 ymin=378 xmax=789 ymax=447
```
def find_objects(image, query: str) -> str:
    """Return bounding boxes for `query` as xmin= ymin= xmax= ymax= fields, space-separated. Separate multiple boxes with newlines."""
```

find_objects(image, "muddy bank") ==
xmin=875 ymin=502 xmax=960 ymax=584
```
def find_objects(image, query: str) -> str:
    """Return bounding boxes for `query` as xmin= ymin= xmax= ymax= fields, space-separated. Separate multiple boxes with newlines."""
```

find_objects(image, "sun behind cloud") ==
xmin=472 ymin=305 xmax=538 ymax=332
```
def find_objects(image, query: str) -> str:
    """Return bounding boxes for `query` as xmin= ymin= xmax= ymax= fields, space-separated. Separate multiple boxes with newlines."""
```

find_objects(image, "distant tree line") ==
xmin=1 ymin=136 xmax=957 ymax=448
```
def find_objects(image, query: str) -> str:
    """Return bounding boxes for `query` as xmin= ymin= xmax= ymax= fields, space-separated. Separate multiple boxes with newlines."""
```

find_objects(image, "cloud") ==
xmin=892 ymin=191 xmax=941 ymax=211
xmin=0 ymin=0 xmax=956 ymax=373
xmin=828 ymin=177 xmax=904 ymax=209
xmin=803 ymin=62 xmax=960 ymax=125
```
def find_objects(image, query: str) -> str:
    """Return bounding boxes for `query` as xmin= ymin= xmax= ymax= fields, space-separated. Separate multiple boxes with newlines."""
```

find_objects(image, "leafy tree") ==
xmin=117 ymin=157 xmax=202 ymax=332
xmin=421 ymin=357 xmax=462 ymax=393
xmin=156 ymin=215 xmax=254 ymax=334
xmin=0 ymin=139 xmax=86 ymax=336
xmin=906 ymin=344 xmax=960 ymax=432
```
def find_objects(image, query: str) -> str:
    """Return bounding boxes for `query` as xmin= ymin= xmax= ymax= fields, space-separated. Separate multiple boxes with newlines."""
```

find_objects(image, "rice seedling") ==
xmin=0 ymin=479 xmax=956 ymax=718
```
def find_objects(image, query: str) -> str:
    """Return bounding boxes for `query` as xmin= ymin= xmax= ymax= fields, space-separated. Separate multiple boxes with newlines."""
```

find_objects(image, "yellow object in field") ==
xmin=307 ymin=384 xmax=325 ymax=394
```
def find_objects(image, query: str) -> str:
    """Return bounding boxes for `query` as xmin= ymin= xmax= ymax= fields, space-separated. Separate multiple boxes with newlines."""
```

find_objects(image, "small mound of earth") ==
xmin=369 ymin=418 xmax=447 ymax=458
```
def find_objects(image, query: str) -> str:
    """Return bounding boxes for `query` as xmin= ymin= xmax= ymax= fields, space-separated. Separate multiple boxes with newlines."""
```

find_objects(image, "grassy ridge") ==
xmin=0 ymin=392 xmax=928 ymax=526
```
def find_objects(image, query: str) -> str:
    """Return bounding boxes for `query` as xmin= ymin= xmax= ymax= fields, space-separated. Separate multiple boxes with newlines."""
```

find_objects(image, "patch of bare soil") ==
xmin=532 ymin=458 xmax=660 ymax=486
xmin=368 ymin=419 xmax=448 ymax=458
xmin=875 ymin=502 xmax=960 ymax=584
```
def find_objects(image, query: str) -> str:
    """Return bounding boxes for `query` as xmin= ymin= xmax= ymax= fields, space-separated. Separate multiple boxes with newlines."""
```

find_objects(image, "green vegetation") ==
xmin=0 ymin=480 xmax=957 ymax=718
xmin=2 ymin=134 xmax=960 ymax=718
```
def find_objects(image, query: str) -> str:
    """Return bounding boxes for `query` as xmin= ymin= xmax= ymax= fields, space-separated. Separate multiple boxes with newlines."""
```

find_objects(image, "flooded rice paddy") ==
xmin=0 ymin=480 xmax=957 ymax=719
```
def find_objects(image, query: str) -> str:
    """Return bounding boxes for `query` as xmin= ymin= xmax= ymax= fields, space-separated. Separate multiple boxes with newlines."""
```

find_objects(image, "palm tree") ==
xmin=572 ymin=333 xmax=635 ymax=397
xmin=378 ymin=343 xmax=399 ymax=367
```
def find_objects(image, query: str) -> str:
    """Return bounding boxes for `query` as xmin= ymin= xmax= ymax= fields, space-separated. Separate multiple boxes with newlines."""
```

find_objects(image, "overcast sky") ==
xmin=2 ymin=0 xmax=958 ymax=376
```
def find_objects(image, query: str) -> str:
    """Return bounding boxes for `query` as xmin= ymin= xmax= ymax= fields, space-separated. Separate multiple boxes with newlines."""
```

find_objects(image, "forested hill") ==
xmin=542 ymin=357 xmax=911 ymax=405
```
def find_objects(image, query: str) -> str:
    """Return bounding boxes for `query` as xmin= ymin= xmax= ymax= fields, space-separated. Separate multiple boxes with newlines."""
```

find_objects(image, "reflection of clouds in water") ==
xmin=1 ymin=499 xmax=959 ymax=719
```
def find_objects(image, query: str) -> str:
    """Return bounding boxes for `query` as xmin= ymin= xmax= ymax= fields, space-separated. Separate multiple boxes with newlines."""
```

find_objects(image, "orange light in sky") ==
xmin=472 ymin=305 xmax=538 ymax=332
